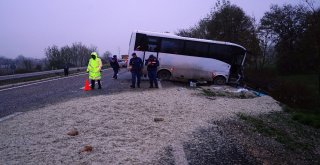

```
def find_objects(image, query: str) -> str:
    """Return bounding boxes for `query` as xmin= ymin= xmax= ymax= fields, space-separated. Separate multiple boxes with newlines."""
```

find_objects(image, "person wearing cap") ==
xmin=86 ymin=52 xmax=102 ymax=89
xmin=129 ymin=53 xmax=143 ymax=88
xmin=145 ymin=54 xmax=159 ymax=88
xmin=110 ymin=55 xmax=120 ymax=79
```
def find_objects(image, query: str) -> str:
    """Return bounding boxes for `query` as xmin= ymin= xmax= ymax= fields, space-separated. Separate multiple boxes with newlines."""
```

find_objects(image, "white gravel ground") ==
xmin=0 ymin=86 xmax=281 ymax=164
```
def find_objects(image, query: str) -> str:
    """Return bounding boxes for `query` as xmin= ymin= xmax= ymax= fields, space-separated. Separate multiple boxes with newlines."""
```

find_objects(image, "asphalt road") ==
xmin=0 ymin=68 xmax=184 ymax=118
xmin=0 ymin=68 xmax=153 ymax=118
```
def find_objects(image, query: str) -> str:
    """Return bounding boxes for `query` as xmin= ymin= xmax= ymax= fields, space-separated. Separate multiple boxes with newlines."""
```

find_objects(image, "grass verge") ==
xmin=237 ymin=112 xmax=312 ymax=151
xmin=283 ymin=106 xmax=320 ymax=129
xmin=245 ymin=70 xmax=319 ymax=128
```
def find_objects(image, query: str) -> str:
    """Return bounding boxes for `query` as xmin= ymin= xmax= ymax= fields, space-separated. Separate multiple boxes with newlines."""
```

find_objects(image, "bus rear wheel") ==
xmin=157 ymin=70 xmax=171 ymax=80
xmin=213 ymin=76 xmax=226 ymax=85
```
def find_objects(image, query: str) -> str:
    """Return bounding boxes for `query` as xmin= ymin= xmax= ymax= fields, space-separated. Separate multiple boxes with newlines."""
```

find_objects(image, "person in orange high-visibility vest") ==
xmin=86 ymin=52 xmax=102 ymax=89
xmin=145 ymin=54 xmax=159 ymax=88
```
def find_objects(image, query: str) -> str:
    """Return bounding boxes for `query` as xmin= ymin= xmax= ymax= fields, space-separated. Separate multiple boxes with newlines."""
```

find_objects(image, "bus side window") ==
xmin=161 ymin=38 xmax=183 ymax=54
xmin=147 ymin=36 xmax=161 ymax=52
xmin=185 ymin=41 xmax=209 ymax=57
xmin=209 ymin=44 xmax=231 ymax=63
xmin=135 ymin=33 xmax=148 ymax=51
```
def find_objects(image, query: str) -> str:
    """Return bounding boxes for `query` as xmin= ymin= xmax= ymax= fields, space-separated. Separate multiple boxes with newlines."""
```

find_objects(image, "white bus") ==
xmin=128 ymin=30 xmax=247 ymax=85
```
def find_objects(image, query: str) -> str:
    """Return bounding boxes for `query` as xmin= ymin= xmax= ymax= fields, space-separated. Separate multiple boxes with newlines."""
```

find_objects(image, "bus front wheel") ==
xmin=213 ymin=76 xmax=226 ymax=85
xmin=157 ymin=70 xmax=171 ymax=80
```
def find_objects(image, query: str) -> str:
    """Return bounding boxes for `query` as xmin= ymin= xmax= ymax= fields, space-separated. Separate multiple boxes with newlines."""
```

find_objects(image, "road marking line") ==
xmin=0 ymin=112 xmax=23 ymax=122
xmin=0 ymin=73 xmax=86 ymax=92
xmin=172 ymin=142 xmax=188 ymax=165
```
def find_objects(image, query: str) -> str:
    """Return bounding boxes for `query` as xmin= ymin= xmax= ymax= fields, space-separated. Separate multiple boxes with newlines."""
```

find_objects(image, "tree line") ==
xmin=0 ymin=43 xmax=113 ymax=75
xmin=45 ymin=42 xmax=113 ymax=70
xmin=0 ymin=55 xmax=45 ymax=75
xmin=45 ymin=42 xmax=97 ymax=69
xmin=177 ymin=0 xmax=319 ymax=75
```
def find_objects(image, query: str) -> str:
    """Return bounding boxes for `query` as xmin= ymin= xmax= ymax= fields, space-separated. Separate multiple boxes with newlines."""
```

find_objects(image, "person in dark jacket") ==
xmin=145 ymin=54 xmax=159 ymax=88
xmin=64 ymin=63 xmax=69 ymax=76
xmin=129 ymin=53 xmax=143 ymax=88
xmin=110 ymin=55 xmax=120 ymax=79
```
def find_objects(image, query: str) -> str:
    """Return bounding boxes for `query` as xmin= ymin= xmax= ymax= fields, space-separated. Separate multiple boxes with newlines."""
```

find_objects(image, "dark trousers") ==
xmin=148 ymin=70 xmax=158 ymax=87
xmin=131 ymin=71 xmax=141 ymax=87
xmin=64 ymin=68 xmax=69 ymax=76
xmin=91 ymin=80 xmax=101 ymax=89
xmin=112 ymin=68 xmax=119 ymax=79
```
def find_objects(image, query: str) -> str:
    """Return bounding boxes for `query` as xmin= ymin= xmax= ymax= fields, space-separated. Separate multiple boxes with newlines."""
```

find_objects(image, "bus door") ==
xmin=143 ymin=36 xmax=161 ymax=77
xmin=133 ymin=33 xmax=147 ymax=75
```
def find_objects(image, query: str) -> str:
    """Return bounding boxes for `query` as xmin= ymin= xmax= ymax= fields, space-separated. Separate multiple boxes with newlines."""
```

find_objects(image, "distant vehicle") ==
xmin=128 ymin=30 xmax=247 ymax=85
xmin=118 ymin=59 xmax=127 ymax=67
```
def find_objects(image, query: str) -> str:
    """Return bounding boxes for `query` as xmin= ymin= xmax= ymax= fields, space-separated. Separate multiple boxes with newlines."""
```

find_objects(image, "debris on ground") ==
xmin=154 ymin=117 xmax=164 ymax=122
xmin=67 ymin=128 xmax=79 ymax=136
xmin=80 ymin=145 xmax=93 ymax=153
xmin=200 ymin=85 xmax=257 ymax=99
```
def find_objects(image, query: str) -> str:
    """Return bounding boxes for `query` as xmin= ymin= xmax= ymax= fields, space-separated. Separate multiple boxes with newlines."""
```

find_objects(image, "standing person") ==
xmin=145 ymin=55 xmax=159 ymax=88
xmin=129 ymin=53 xmax=143 ymax=88
xmin=86 ymin=52 xmax=102 ymax=89
xmin=64 ymin=63 xmax=69 ymax=76
xmin=110 ymin=55 xmax=120 ymax=79
xmin=10 ymin=63 xmax=16 ymax=74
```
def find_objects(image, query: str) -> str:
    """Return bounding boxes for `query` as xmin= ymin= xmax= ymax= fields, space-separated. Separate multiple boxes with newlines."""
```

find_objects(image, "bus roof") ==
xmin=134 ymin=30 xmax=246 ymax=51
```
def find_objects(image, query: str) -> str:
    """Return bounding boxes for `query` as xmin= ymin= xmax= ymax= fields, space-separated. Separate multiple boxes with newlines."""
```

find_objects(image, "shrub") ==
xmin=244 ymin=68 xmax=319 ymax=110
xmin=243 ymin=68 xmax=278 ymax=93
xmin=270 ymin=81 xmax=317 ymax=109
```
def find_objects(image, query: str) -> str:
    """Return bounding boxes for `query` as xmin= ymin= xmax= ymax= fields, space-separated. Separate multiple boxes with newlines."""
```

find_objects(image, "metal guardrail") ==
xmin=0 ymin=67 xmax=87 ymax=81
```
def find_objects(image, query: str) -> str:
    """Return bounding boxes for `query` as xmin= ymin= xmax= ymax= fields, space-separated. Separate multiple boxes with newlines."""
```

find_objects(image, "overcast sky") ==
xmin=0 ymin=0 xmax=316 ymax=59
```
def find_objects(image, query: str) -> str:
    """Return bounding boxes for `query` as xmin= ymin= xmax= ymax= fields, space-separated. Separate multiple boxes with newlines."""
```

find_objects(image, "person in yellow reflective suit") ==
xmin=87 ymin=52 xmax=102 ymax=89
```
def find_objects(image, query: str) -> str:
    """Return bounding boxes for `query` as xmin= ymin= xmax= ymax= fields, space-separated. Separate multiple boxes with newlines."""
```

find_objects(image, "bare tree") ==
xmin=0 ymin=56 xmax=14 ymax=75
xmin=45 ymin=43 xmax=99 ymax=68
xmin=45 ymin=45 xmax=63 ymax=69
xmin=102 ymin=51 xmax=112 ymax=64
xmin=14 ymin=55 xmax=34 ymax=72
xmin=70 ymin=42 xmax=97 ymax=67
xmin=60 ymin=45 xmax=72 ymax=66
